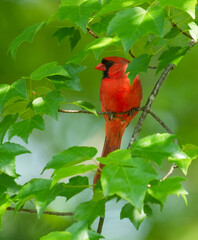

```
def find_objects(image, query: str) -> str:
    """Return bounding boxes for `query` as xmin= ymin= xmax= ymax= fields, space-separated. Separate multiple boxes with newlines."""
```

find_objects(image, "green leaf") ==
xmin=8 ymin=21 xmax=45 ymax=59
xmin=72 ymin=100 xmax=98 ymax=117
xmin=157 ymin=47 xmax=189 ymax=73
xmin=188 ymin=22 xmax=198 ymax=40
xmin=52 ymin=164 xmax=97 ymax=186
xmin=53 ymin=27 xmax=74 ymax=44
xmin=15 ymin=177 xmax=89 ymax=218
xmin=120 ymin=203 xmax=146 ymax=230
xmin=70 ymin=29 xmax=81 ymax=50
xmin=49 ymin=63 xmax=86 ymax=91
xmin=67 ymin=221 xmax=89 ymax=240
xmin=169 ymin=144 xmax=198 ymax=175
xmin=164 ymin=27 xmax=180 ymax=39
xmin=98 ymin=149 xmax=134 ymax=166
xmin=40 ymin=231 xmax=72 ymax=240
xmin=183 ymin=144 xmax=198 ymax=159
xmin=0 ymin=142 xmax=30 ymax=177
xmin=131 ymin=133 xmax=187 ymax=167
xmin=100 ymin=150 xmax=158 ymax=211
xmin=0 ymin=173 xmax=19 ymax=195
xmin=159 ymin=0 xmax=197 ymax=18
xmin=0 ymin=194 xmax=11 ymax=229
xmin=53 ymin=27 xmax=81 ymax=49
xmin=88 ymin=230 xmax=104 ymax=240
xmin=0 ymin=115 xmax=18 ymax=144
xmin=75 ymin=199 xmax=105 ymax=224
xmin=0 ymin=79 xmax=27 ymax=115
xmin=15 ymin=178 xmax=63 ymax=218
xmin=30 ymin=62 xmax=71 ymax=81
xmin=43 ymin=146 xmax=97 ymax=172
xmin=130 ymin=35 xmax=155 ymax=57
xmin=91 ymin=14 xmax=114 ymax=35
xmin=8 ymin=115 xmax=45 ymax=143
xmin=32 ymin=91 xmax=64 ymax=120
xmin=69 ymin=37 xmax=120 ymax=63
xmin=148 ymin=177 xmax=188 ymax=205
xmin=59 ymin=176 xmax=89 ymax=200
xmin=127 ymin=54 xmax=152 ymax=84
xmin=58 ymin=0 xmax=101 ymax=32
xmin=2 ymin=98 xmax=31 ymax=118
xmin=107 ymin=5 xmax=165 ymax=52
xmin=94 ymin=0 xmax=145 ymax=19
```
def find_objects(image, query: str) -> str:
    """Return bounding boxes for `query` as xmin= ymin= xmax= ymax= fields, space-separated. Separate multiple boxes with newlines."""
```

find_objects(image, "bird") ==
xmin=93 ymin=56 xmax=142 ymax=185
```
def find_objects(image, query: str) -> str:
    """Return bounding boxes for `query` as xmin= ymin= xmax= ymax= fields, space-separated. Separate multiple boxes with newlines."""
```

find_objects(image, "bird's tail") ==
xmin=93 ymin=120 xmax=126 ymax=185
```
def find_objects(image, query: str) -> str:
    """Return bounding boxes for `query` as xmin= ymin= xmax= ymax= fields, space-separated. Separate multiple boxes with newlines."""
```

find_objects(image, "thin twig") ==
xmin=58 ymin=107 xmax=142 ymax=116
xmin=171 ymin=22 xmax=193 ymax=40
xmin=58 ymin=108 xmax=175 ymax=134
xmin=6 ymin=207 xmax=74 ymax=216
xmin=97 ymin=217 xmax=104 ymax=234
xmin=127 ymin=63 xmax=175 ymax=149
xmin=86 ymin=27 xmax=99 ymax=38
xmin=128 ymin=49 xmax=136 ymax=59
xmin=147 ymin=164 xmax=178 ymax=188
xmin=148 ymin=65 xmax=157 ymax=70
xmin=148 ymin=109 xmax=174 ymax=134
xmin=161 ymin=164 xmax=178 ymax=181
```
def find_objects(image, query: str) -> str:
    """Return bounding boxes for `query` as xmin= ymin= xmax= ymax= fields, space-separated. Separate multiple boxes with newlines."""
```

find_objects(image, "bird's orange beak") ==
xmin=95 ymin=63 xmax=106 ymax=71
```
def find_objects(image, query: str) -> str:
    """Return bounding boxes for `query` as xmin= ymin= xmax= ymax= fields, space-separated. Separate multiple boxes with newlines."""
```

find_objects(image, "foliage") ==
xmin=1 ymin=0 xmax=198 ymax=239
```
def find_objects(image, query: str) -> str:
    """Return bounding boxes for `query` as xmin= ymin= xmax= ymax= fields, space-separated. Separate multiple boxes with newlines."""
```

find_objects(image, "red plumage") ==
xmin=93 ymin=56 xmax=142 ymax=185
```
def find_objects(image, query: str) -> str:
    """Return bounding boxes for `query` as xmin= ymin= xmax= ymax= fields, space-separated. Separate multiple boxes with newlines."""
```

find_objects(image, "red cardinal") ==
xmin=93 ymin=56 xmax=142 ymax=185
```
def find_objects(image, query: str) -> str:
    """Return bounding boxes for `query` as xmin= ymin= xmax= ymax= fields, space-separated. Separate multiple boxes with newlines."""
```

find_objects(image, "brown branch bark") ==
xmin=127 ymin=63 xmax=175 ymax=149
xmin=58 ymin=107 xmax=173 ymax=135
xmin=86 ymin=27 xmax=99 ymax=38
xmin=171 ymin=22 xmax=193 ymax=40
xmin=6 ymin=207 xmax=74 ymax=216
xmin=148 ymin=109 xmax=174 ymax=134
xmin=58 ymin=107 xmax=142 ymax=115
xmin=161 ymin=165 xmax=178 ymax=181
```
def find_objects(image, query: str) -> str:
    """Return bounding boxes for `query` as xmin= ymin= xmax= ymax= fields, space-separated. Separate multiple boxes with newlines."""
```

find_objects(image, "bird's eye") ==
xmin=102 ymin=59 xmax=114 ymax=68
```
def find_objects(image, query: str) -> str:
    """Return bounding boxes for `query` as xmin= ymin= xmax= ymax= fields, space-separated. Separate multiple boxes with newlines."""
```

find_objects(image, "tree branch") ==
xmin=161 ymin=164 xmax=178 ymax=181
xmin=171 ymin=22 xmax=193 ymax=40
xmin=6 ymin=207 xmax=74 ymax=216
xmin=58 ymin=107 xmax=175 ymax=134
xmin=127 ymin=63 xmax=175 ymax=149
xmin=58 ymin=107 xmax=142 ymax=116
xmin=86 ymin=27 xmax=99 ymax=38
xmin=97 ymin=217 xmax=104 ymax=234
xmin=148 ymin=109 xmax=174 ymax=134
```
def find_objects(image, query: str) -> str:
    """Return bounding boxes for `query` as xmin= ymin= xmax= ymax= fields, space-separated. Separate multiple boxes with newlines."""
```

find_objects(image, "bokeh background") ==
xmin=1 ymin=0 xmax=198 ymax=239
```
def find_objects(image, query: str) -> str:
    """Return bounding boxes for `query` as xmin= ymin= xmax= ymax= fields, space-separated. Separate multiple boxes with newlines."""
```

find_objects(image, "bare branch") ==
xmin=161 ymin=164 xmax=178 ymax=181
xmin=127 ymin=63 xmax=175 ymax=149
xmin=97 ymin=217 xmax=104 ymax=234
xmin=148 ymin=109 xmax=174 ymax=134
xmin=148 ymin=65 xmax=157 ymax=70
xmin=86 ymin=27 xmax=99 ymax=38
xmin=171 ymin=22 xmax=193 ymax=40
xmin=58 ymin=107 xmax=174 ymax=134
xmin=58 ymin=107 xmax=142 ymax=116
xmin=6 ymin=207 xmax=74 ymax=216
xmin=128 ymin=49 xmax=136 ymax=59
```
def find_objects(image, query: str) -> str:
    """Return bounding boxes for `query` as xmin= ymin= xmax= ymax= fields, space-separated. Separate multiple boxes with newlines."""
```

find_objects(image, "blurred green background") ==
xmin=1 ymin=0 xmax=198 ymax=239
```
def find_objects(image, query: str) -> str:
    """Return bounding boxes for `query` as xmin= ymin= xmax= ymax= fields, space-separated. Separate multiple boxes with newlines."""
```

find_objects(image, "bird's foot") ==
xmin=128 ymin=108 xmax=137 ymax=117
xmin=108 ymin=112 xmax=116 ymax=121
